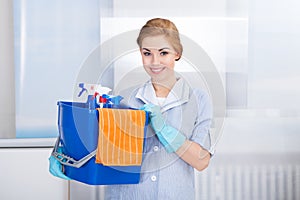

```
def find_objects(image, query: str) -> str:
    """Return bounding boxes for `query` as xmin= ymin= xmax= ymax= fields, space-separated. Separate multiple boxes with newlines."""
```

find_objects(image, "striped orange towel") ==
xmin=95 ymin=108 xmax=146 ymax=166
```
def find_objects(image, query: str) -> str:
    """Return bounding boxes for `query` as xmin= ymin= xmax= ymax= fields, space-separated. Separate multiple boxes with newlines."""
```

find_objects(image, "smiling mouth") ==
xmin=150 ymin=67 xmax=165 ymax=74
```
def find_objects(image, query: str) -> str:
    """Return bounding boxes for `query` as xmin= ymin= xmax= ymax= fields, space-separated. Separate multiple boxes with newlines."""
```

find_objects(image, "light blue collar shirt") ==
xmin=104 ymin=78 xmax=213 ymax=200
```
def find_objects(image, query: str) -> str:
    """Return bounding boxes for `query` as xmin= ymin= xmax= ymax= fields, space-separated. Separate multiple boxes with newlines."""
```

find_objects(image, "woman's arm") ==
xmin=141 ymin=104 xmax=212 ymax=171
xmin=176 ymin=140 xmax=210 ymax=171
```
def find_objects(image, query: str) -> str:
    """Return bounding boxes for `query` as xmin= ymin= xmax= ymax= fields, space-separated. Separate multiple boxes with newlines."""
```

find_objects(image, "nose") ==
xmin=152 ymin=53 xmax=160 ymax=65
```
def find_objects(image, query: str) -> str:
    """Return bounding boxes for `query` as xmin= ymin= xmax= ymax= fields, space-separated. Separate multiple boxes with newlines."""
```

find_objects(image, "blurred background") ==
xmin=0 ymin=0 xmax=299 ymax=199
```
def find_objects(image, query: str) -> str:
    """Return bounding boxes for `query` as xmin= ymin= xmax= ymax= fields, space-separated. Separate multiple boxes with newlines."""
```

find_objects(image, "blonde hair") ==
xmin=137 ymin=18 xmax=183 ymax=61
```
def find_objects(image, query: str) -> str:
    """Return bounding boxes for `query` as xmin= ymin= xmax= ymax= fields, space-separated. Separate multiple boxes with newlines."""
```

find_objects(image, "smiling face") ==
xmin=141 ymin=35 xmax=179 ymax=83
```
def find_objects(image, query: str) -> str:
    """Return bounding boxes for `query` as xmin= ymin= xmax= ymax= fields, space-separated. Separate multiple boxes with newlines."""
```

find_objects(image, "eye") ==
xmin=160 ymin=51 xmax=169 ymax=56
xmin=143 ymin=51 xmax=151 ymax=56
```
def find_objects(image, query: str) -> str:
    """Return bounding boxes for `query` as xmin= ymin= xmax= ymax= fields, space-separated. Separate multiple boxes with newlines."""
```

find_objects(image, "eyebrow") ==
xmin=158 ymin=47 xmax=171 ymax=51
xmin=142 ymin=47 xmax=171 ymax=51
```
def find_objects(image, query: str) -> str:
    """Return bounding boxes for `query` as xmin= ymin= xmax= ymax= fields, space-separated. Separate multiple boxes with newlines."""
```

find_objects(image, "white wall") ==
xmin=0 ymin=147 xmax=68 ymax=200
xmin=0 ymin=0 xmax=16 ymax=138
xmin=248 ymin=0 xmax=300 ymax=110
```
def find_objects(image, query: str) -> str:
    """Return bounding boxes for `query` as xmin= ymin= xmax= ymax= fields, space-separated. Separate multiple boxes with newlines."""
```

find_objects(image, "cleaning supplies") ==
xmin=77 ymin=83 xmax=112 ymax=98
xmin=49 ymin=147 xmax=72 ymax=180
xmin=98 ymin=94 xmax=123 ymax=108
xmin=77 ymin=83 xmax=124 ymax=109
xmin=95 ymin=108 xmax=147 ymax=166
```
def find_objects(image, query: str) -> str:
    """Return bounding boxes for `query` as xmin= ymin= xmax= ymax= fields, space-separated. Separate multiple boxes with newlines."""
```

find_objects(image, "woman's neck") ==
xmin=152 ymin=76 xmax=177 ymax=98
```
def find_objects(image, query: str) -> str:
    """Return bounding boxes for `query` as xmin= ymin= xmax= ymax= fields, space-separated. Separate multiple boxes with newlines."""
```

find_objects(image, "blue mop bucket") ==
xmin=56 ymin=101 xmax=148 ymax=185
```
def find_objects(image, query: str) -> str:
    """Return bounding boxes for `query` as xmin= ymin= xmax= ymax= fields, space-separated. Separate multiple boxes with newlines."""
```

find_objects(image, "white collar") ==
xmin=135 ymin=78 xmax=190 ymax=112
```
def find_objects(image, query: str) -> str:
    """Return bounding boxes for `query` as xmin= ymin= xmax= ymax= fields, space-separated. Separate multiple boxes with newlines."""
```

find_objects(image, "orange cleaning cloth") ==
xmin=95 ymin=108 xmax=146 ymax=166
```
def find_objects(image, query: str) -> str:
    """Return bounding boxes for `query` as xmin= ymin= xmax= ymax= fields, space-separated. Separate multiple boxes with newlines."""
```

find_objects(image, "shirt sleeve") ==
xmin=190 ymin=89 xmax=215 ymax=155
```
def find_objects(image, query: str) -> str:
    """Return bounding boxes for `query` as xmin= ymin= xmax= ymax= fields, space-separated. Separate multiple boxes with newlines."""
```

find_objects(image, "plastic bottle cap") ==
xmin=99 ymin=96 xmax=107 ymax=103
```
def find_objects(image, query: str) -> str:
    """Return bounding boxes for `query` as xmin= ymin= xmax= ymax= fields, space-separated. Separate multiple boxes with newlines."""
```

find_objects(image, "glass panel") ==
xmin=14 ymin=0 xmax=100 ymax=138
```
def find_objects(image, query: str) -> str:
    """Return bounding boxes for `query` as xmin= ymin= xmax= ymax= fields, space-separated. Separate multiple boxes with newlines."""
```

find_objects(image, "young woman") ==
xmin=104 ymin=18 xmax=213 ymax=200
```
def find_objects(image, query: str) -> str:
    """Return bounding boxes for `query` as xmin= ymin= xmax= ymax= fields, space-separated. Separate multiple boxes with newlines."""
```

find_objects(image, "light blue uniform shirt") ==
xmin=104 ymin=78 xmax=213 ymax=200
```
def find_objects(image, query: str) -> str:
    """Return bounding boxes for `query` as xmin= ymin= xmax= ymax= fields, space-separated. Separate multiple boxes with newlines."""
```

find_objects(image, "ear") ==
xmin=175 ymin=53 xmax=180 ymax=61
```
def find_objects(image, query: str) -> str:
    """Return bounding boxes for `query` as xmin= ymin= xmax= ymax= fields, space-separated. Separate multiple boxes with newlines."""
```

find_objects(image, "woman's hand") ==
xmin=141 ymin=104 xmax=186 ymax=153
xmin=141 ymin=104 xmax=211 ymax=171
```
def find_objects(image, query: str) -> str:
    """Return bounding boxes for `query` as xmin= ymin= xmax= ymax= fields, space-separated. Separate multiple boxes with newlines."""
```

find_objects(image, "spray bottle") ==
xmin=77 ymin=83 xmax=112 ymax=109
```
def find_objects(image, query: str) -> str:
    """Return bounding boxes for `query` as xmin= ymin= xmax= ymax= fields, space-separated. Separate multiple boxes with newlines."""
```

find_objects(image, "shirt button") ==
xmin=151 ymin=175 xmax=157 ymax=182
xmin=153 ymin=146 xmax=159 ymax=152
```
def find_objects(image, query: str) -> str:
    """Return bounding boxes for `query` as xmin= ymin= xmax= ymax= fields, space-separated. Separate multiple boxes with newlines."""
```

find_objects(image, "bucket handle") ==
xmin=51 ymin=137 xmax=96 ymax=168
